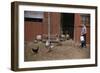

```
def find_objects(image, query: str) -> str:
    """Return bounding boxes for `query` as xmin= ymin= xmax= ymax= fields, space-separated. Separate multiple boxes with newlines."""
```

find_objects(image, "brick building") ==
xmin=24 ymin=11 xmax=90 ymax=44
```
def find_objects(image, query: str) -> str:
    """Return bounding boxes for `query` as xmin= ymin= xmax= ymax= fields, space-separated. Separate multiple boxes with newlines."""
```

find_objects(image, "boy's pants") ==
xmin=81 ymin=41 xmax=85 ymax=48
xmin=83 ymin=34 xmax=86 ymax=47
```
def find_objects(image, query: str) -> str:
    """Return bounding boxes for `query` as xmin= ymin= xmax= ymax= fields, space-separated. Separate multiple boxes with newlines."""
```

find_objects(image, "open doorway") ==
xmin=61 ymin=13 xmax=74 ymax=39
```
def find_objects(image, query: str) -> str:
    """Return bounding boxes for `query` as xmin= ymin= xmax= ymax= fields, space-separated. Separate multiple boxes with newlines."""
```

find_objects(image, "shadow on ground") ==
xmin=24 ymin=40 xmax=90 ymax=61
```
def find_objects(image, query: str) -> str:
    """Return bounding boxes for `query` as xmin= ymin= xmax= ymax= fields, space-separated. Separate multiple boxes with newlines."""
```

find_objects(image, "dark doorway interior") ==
xmin=61 ymin=13 xmax=74 ymax=39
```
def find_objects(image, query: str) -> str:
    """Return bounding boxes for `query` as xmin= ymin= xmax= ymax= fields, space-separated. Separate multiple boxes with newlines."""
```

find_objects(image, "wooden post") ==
xmin=48 ymin=12 xmax=51 ymax=42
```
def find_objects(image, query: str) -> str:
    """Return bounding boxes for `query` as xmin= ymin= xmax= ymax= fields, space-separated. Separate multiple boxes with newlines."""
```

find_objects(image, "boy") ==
xmin=81 ymin=24 xmax=87 ymax=47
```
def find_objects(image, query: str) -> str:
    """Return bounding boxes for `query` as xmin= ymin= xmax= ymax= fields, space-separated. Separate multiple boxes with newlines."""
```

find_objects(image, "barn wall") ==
xmin=74 ymin=14 xmax=81 ymax=44
xmin=24 ymin=21 xmax=43 ymax=41
xmin=24 ymin=12 xmax=60 ymax=42
xmin=24 ymin=12 xmax=90 ymax=44
xmin=50 ymin=12 xmax=61 ymax=35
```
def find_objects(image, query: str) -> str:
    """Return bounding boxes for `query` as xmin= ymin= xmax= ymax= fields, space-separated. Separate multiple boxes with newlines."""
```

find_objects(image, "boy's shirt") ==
xmin=80 ymin=36 xmax=84 ymax=41
xmin=81 ymin=25 xmax=87 ymax=35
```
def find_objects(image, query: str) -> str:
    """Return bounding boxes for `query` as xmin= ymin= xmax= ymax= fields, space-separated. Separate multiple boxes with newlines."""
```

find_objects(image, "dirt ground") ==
xmin=24 ymin=40 xmax=90 ymax=61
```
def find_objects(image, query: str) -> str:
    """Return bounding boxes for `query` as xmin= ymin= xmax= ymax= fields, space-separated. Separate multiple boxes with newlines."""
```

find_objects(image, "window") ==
xmin=24 ymin=11 xmax=44 ymax=22
xmin=81 ymin=14 xmax=90 ymax=25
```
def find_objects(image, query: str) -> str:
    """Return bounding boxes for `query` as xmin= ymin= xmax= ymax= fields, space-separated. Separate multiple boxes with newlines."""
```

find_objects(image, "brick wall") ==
xmin=74 ymin=14 xmax=90 ymax=44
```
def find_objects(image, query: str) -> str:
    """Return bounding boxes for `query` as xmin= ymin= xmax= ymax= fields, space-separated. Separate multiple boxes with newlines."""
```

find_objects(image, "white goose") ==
xmin=45 ymin=40 xmax=50 ymax=47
